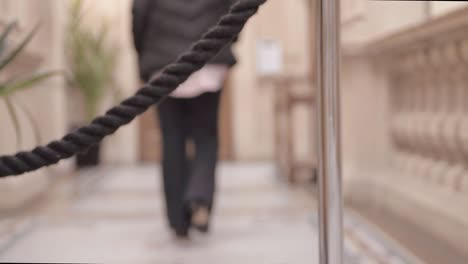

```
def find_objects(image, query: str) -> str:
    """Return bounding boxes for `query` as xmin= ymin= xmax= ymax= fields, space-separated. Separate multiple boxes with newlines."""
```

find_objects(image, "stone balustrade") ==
xmin=382 ymin=32 xmax=468 ymax=193
xmin=357 ymin=6 xmax=468 ymax=191
xmin=340 ymin=6 xmax=468 ymax=255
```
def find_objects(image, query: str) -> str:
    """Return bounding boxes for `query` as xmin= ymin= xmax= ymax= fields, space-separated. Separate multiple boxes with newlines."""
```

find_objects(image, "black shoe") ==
xmin=174 ymin=228 xmax=189 ymax=240
xmin=190 ymin=203 xmax=210 ymax=233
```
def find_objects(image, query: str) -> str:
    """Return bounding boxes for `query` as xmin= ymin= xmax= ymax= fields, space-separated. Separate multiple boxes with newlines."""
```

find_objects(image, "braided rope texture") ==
xmin=0 ymin=0 xmax=267 ymax=177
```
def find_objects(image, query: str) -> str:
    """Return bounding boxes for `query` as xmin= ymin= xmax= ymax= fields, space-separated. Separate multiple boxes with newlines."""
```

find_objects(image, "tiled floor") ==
xmin=0 ymin=163 xmax=421 ymax=264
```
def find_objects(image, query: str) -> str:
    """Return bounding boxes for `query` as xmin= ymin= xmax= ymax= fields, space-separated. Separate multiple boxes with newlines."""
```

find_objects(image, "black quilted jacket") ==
xmin=132 ymin=0 xmax=237 ymax=81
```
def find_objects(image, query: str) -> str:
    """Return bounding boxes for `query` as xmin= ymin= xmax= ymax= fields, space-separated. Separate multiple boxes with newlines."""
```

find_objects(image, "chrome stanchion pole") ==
xmin=315 ymin=0 xmax=343 ymax=263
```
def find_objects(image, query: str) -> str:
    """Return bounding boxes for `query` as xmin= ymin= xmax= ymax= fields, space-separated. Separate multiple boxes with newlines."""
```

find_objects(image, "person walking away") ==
xmin=132 ymin=0 xmax=237 ymax=239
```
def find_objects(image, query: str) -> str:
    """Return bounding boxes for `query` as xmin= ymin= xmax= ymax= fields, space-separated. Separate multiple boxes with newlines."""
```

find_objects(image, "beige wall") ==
xmin=0 ymin=0 xmax=68 ymax=209
xmin=340 ymin=54 xmax=393 ymax=194
xmin=0 ymin=0 xmax=67 ymax=156
xmin=230 ymin=0 xmax=312 ymax=161
xmin=430 ymin=1 xmax=468 ymax=17
xmin=342 ymin=0 xmax=427 ymax=49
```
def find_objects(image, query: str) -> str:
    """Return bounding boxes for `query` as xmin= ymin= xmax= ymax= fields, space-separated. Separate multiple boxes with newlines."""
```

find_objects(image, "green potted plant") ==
xmin=66 ymin=0 xmax=120 ymax=168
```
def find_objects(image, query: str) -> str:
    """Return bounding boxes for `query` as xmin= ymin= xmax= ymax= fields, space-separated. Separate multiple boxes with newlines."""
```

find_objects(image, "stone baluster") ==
xmin=418 ymin=49 xmax=437 ymax=182
xmin=425 ymin=46 xmax=450 ymax=184
xmin=388 ymin=55 xmax=404 ymax=174
xmin=409 ymin=52 xmax=430 ymax=180
xmin=439 ymin=41 xmax=465 ymax=189
xmin=431 ymin=43 xmax=454 ymax=186
xmin=456 ymin=38 xmax=468 ymax=193
xmin=382 ymin=16 xmax=468 ymax=195
xmin=389 ymin=53 xmax=420 ymax=180
xmin=394 ymin=57 xmax=414 ymax=177
xmin=415 ymin=50 xmax=434 ymax=182
xmin=408 ymin=54 xmax=426 ymax=179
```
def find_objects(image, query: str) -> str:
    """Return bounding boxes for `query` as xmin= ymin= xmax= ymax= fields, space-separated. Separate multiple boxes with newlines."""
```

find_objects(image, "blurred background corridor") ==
xmin=1 ymin=0 xmax=468 ymax=263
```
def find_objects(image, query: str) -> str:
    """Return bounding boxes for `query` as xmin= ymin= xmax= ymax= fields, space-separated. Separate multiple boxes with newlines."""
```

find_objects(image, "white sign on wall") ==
xmin=256 ymin=39 xmax=283 ymax=76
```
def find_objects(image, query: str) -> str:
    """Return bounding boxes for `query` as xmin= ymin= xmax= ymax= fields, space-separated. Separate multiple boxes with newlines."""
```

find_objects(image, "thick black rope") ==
xmin=0 ymin=0 xmax=266 ymax=177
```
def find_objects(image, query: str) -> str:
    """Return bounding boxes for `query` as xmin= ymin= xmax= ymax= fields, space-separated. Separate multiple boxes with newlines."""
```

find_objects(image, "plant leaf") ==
xmin=0 ymin=21 xmax=17 ymax=55
xmin=0 ymin=71 xmax=61 ymax=97
xmin=0 ymin=23 xmax=39 ymax=72
xmin=3 ymin=97 xmax=22 ymax=149
xmin=15 ymin=99 xmax=41 ymax=145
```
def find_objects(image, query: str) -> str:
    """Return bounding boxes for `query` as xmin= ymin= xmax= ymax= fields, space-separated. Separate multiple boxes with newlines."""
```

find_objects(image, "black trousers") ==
xmin=157 ymin=91 xmax=221 ymax=231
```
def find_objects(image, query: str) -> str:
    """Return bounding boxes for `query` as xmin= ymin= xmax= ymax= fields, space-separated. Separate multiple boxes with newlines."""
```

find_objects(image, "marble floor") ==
xmin=0 ymin=163 xmax=421 ymax=264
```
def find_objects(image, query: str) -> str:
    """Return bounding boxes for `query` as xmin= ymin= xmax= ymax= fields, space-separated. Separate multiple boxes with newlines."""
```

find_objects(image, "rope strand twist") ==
xmin=0 ymin=0 xmax=267 ymax=177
